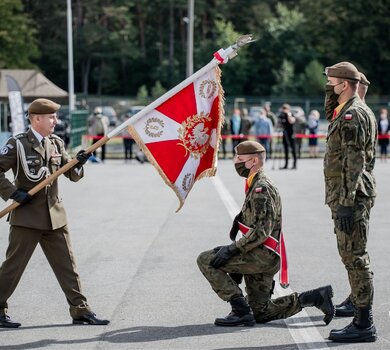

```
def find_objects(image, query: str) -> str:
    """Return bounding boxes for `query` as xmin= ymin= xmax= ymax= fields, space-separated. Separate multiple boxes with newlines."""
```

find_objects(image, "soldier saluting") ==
xmin=197 ymin=140 xmax=334 ymax=327
xmin=324 ymin=62 xmax=377 ymax=342
xmin=0 ymin=98 xmax=109 ymax=328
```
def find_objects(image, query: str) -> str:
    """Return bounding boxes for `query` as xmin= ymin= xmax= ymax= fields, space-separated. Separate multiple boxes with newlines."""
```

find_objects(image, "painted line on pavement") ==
xmin=212 ymin=175 xmax=329 ymax=350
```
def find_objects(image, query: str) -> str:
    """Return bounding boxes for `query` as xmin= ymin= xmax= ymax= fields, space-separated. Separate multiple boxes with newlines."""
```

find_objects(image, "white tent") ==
xmin=0 ymin=69 xmax=68 ymax=102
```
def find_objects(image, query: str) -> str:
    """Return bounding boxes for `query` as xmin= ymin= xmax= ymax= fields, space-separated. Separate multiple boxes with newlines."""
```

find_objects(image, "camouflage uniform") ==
xmin=324 ymin=95 xmax=377 ymax=308
xmin=197 ymin=170 xmax=301 ymax=323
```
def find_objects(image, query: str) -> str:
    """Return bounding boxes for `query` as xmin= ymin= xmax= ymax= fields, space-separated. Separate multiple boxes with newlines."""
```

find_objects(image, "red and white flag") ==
xmin=128 ymin=67 xmax=224 ymax=210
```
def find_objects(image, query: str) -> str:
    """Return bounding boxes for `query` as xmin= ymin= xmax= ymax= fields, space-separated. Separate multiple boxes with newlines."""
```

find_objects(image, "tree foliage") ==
xmin=0 ymin=0 xmax=39 ymax=68
xmin=3 ymin=0 xmax=389 ymax=96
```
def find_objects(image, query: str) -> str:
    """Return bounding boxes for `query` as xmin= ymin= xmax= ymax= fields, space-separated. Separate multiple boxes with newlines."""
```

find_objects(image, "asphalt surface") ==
xmin=0 ymin=158 xmax=389 ymax=350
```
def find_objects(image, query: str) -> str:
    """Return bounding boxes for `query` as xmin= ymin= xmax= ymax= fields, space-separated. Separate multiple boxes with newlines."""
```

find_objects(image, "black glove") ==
xmin=210 ymin=243 xmax=239 ymax=268
xmin=213 ymin=246 xmax=224 ymax=253
xmin=76 ymin=150 xmax=90 ymax=165
xmin=10 ymin=189 xmax=32 ymax=204
xmin=229 ymin=213 xmax=241 ymax=241
xmin=336 ymin=204 xmax=354 ymax=234
xmin=229 ymin=273 xmax=243 ymax=285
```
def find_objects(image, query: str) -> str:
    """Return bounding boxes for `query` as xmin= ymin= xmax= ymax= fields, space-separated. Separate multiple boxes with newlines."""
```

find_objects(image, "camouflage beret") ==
xmin=235 ymin=141 xmax=265 ymax=155
xmin=28 ymin=98 xmax=61 ymax=114
xmin=324 ymin=61 xmax=360 ymax=81
xmin=359 ymin=72 xmax=370 ymax=86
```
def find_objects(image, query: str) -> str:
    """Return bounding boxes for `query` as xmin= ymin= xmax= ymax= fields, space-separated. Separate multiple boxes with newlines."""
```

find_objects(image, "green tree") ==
xmin=0 ymin=0 xmax=39 ymax=68
xmin=272 ymin=59 xmax=297 ymax=96
xmin=151 ymin=81 xmax=166 ymax=99
xmin=300 ymin=60 xmax=326 ymax=95
xmin=136 ymin=84 xmax=149 ymax=105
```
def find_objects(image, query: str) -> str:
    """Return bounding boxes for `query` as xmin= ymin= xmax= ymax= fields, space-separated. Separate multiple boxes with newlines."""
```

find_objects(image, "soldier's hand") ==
xmin=229 ymin=214 xmax=240 ymax=241
xmin=336 ymin=204 xmax=354 ymax=234
xmin=210 ymin=243 xmax=239 ymax=268
xmin=213 ymin=246 xmax=224 ymax=253
xmin=229 ymin=273 xmax=243 ymax=285
xmin=76 ymin=150 xmax=90 ymax=165
xmin=10 ymin=189 xmax=32 ymax=204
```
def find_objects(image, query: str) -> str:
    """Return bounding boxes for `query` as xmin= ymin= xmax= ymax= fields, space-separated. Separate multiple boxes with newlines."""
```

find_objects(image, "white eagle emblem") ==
xmin=178 ymin=112 xmax=212 ymax=159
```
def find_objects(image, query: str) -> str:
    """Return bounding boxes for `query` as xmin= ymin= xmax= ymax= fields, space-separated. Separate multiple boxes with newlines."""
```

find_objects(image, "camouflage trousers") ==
xmin=329 ymin=196 xmax=375 ymax=307
xmin=197 ymin=247 xmax=302 ymax=323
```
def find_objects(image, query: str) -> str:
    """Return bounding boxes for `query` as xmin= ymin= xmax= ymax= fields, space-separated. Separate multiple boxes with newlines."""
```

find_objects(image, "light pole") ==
xmin=186 ymin=0 xmax=194 ymax=77
xmin=67 ymin=0 xmax=75 ymax=111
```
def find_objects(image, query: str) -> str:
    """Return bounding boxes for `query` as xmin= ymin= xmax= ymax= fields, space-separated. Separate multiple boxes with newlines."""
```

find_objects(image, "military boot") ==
xmin=298 ymin=285 xmax=335 ymax=325
xmin=214 ymin=295 xmax=255 ymax=327
xmin=329 ymin=306 xmax=377 ymax=342
xmin=335 ymin=296 xmax=356 ymax=317
xmin=0 ymin=314 xmax=21 ymax=328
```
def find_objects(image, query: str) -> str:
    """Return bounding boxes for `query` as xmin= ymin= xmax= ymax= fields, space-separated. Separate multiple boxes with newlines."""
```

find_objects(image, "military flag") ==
xmin=128 ymin=67 xmax=224 ymax=210
xmin=0 ymin=35 xmax=255 ymax=218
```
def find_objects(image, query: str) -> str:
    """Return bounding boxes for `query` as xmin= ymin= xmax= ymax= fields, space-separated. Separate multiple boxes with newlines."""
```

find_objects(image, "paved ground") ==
xmin=0 ymin=158 xmax=389 ymax=349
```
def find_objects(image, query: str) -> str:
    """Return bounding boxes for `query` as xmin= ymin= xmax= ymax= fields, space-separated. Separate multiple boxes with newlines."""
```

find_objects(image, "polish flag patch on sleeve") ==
xmin=344 ymin=113 xmax=353 ymax=120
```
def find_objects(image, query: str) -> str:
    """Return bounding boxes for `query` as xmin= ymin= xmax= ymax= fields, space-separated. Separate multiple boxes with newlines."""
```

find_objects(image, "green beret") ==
xmin=28 ymin=98 xmax=61 ymax=115
xmin=359 ymin=72 xmax=370 ymax=86
xmin=235 ymin=141 xmax=265 ymax=155
xmin=324 ymin=61 xmax=360 ymax=81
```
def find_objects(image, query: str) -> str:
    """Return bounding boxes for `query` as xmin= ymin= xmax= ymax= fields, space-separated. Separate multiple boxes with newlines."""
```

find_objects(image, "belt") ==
xmin=238 ymin=221 xmax=289 ymax=288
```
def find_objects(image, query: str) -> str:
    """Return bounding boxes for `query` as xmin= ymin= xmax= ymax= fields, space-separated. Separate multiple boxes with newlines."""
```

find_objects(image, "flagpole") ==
xmin=108 ymin=35 xmax=255 ymax=138
xmin=108 ymin=59 xmax=218 ymax=138
xmin=0 ymin=35 xmax=255 ymax=220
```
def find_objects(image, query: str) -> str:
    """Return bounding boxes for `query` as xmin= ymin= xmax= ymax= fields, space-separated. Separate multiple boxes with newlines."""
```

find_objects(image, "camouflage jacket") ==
xmin=0 ymin=129 xmax=83 ymax=230
xmin=235 ymin=170 xmax=282 ymax=254
xmin=324 ymin=96 xmax=377 ymax=207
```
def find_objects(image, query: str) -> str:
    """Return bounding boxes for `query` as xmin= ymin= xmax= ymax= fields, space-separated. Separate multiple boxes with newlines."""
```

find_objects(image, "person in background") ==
xmin=377 ymin=108 xmax=389 ymax=162
xmin=220 ymin=117 xmax=230 ymax=159
xmin=254 ymin=107 xmax=273 ymax=155
xmin=292 ymin=107 xmax=307 ymax=159
xmin=121 ymin=111 xmax=135 ymax=162
xmin=358 ymin=72 xmax=370 ymax=102
xmin=277 ymin=104 xmax=297 ymax=169
xmin=87 ymin=107 xmax=109 ymax=162
xmin=240 ymin=108 xmax=254 ymax=143
xmin=230 ymin=108 xmax=242 ymax=151
xmin=263 ymin=102 xmax=276 ymax=159
xmin=307 ymin=110 xmax=320 ymax=158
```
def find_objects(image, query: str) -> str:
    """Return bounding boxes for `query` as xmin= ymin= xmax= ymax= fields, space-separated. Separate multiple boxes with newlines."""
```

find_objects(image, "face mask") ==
xmin=235 ymin=160 xmax=252 ymax=178
xmin=325 ymin=83 xmax=340 ymax=102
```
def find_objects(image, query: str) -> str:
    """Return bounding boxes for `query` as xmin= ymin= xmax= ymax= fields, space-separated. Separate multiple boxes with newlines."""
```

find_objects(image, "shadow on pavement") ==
xmin=215 ymin=342 xmax=345 ymax=350
xmin=0 ymin=318 xmax=337 ymax=349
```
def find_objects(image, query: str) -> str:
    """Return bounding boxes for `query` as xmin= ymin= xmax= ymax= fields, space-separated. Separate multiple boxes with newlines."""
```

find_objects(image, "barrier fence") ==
xmin=78 ymin=133 xmax=390 ymax=159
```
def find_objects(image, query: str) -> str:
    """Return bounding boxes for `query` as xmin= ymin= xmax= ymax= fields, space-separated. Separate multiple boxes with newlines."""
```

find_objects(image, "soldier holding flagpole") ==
xmin=0 ymin=99 xmax=109 ymax=328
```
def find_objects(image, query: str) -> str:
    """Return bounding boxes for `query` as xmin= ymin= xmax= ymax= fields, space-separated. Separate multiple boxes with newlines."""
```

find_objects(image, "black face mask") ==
xmin=235 ymin=161 xmax=251 ymax=178
xmin=325 ymin=83 xmax=340 ymax=102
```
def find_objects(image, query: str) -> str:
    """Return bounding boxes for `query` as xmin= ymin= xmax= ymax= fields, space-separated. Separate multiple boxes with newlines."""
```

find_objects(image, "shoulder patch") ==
xmin=0 ymin=143 xmax=14 ymax=155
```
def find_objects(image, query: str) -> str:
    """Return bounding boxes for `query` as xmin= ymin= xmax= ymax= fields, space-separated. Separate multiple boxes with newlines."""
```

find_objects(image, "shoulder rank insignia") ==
xmin=14 ymin=133 xmax=26 ymax=139
xmin=344 ymin=113 xmax=353 ymax=120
